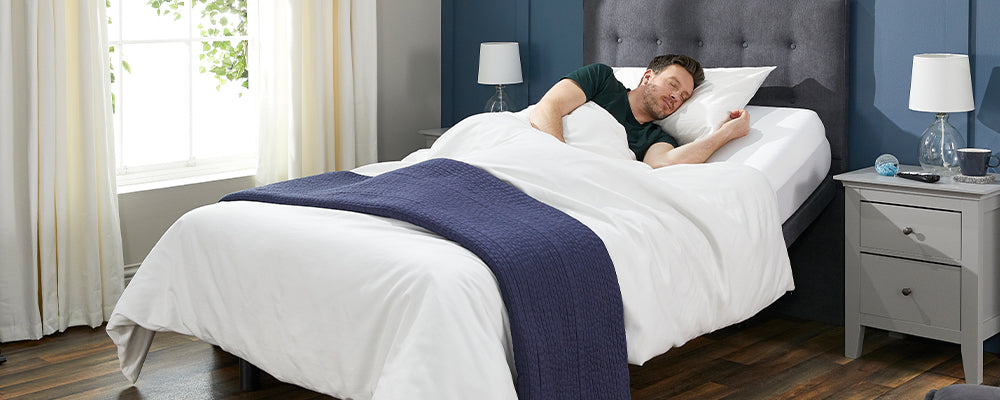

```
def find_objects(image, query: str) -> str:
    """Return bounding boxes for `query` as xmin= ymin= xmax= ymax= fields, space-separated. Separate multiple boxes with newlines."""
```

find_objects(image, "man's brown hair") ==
xmin=647 ymin=54 xmax=705 ymax=87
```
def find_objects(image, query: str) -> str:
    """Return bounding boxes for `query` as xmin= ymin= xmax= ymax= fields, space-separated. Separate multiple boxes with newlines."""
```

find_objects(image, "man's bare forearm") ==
xmin=530 ymin=79 xmax=587 ymax=143
xmin=644 ymin=109 xmax=750 ymax=168
xmin=649 ymin=132 xmax=729 ymax=167
xmin=529 ymin=104 xmax=566 ymax=142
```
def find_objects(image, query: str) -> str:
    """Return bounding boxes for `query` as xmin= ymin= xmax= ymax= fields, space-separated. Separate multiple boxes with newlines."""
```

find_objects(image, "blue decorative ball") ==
xmin=876 ymin=163 xmax=898 ymax=176
xmin=875 ymin=154 xmax=899 ymax=176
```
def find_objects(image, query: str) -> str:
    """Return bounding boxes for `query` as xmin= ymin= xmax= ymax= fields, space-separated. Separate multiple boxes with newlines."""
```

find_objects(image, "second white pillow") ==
xmin=656 ymin=66 xmax=775 ymax=145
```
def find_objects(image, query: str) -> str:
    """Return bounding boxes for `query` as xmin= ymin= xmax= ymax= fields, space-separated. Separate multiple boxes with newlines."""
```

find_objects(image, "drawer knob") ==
xmin=901 ymin=288 xmax=912 ymax=296
xmin=902 ymin=227 xmax=914 ymax=235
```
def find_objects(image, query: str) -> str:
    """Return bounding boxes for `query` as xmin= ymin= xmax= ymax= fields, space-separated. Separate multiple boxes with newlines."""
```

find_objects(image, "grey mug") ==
xmin=957 ymin=148 xmax=1000 ymax=176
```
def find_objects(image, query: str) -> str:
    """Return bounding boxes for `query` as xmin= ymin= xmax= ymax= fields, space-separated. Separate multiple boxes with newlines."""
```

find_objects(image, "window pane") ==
xmin=120 ymin=42 xmax=190 ymax=167
xmin=192 ymin=1 xmax=248 ymax=38
xmin=192 ymin=41 xmax=254 ymax=159
xmin=109 ymin=0 xmax=257 ymax=185
xmin=121 ymin=0 xmax=188 ymax=41
xmin=107 ymin=0 xmax=121 ymax=42
xmin=109 ymin=47 xmax=122 ymax=169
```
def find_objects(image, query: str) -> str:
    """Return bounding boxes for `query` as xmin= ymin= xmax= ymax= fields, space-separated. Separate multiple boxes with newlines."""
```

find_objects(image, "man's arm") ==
xmin=643 ymin=109 xmax=750 ymax=168
xmin=529 ymin=79 xmax=588 ymax=142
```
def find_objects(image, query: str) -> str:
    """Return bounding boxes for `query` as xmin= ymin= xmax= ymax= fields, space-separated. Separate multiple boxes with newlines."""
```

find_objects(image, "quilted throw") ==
xmin=220 ymin=158 xmax=630 ymax=400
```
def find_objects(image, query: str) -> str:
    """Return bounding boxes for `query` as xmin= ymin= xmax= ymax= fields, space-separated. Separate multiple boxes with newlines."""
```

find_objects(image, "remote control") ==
xmin=896 ymin=171 xmax=940 ymax=183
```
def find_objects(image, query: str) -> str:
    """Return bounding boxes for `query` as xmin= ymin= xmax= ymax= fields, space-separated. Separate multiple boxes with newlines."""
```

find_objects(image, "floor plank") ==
xmin=1 ymin=315 xmax=995 ymax=399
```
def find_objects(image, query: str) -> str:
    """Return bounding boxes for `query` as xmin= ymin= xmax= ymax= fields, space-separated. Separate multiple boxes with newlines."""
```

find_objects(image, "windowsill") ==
xmin=117 ymin=168 xmax=256 ymax=194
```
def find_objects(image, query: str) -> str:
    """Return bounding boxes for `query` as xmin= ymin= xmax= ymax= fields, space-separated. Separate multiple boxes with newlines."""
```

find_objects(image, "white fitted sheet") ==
xmin=706 ymin=105 xmax=831 ymax=223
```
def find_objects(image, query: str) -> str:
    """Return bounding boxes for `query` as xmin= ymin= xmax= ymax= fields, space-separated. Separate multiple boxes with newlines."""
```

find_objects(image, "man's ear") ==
xmin=640 ymin=69 xmax=654 ymax=86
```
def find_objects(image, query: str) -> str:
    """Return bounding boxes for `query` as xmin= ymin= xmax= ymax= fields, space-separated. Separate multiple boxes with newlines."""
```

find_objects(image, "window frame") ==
xmin=109 ymin=2 xmax=256 ymax=188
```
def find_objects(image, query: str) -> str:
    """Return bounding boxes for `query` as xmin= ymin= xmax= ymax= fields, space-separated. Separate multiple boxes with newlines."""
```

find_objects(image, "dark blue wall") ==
xmin=850 ymin=0 xmax=970 ymax=169
xmin=973 ymin=0 xmax=1000 ymax=153
xmin=849 ymin=0 xmax=1000 ymax=168
xmin=441 ymin=0 xmax=581 ymax=126
xmin=443 ymin=0 xmax=1000 ymax=170
xmin=971 ymin=0 xmax=1000 ymax=352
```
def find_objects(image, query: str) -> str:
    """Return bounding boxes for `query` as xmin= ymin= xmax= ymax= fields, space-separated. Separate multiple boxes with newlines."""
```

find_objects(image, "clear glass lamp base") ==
xmin=484 ymin=85 xmax=514 ymax=112
xmin=918 ymin=113 xmax=966 ymax=175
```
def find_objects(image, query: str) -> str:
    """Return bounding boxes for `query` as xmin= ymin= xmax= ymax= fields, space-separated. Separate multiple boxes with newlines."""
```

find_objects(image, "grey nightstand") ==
xmin=835 ymin=166 xmax=1000 ymax=384
xmin=417 ymin=128 xmax=448 ymax=148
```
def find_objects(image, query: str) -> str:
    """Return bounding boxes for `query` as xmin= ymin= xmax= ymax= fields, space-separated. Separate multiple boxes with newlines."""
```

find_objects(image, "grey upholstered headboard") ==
xmin=583 ymin=0 xmax=849 ymax=174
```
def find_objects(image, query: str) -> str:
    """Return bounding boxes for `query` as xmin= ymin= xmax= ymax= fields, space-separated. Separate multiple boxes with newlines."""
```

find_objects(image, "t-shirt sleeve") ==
xmin=563 ymin=63 xmax=615 ymax=100
xmin=654 ymin=129 xmax=679 ymax=148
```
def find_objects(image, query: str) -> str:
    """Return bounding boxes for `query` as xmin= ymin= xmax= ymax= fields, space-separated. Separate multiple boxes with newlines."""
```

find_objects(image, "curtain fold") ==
xmin=253 ymin=0 xmax=377 ymax=186
xmin=0 ymin=0 xmax=124 ymax=342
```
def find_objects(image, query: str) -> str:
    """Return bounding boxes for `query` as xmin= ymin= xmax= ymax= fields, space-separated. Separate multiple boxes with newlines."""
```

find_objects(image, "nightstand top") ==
xmin=417 ymin=128 xmax=449 ymax=136
xmin=835 ymin=165 xmax=1000 ymax=196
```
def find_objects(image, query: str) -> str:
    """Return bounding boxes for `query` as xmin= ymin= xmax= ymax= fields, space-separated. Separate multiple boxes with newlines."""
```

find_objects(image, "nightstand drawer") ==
xmin=859 ymin=253 xmax=960 ymax=330
xmin=859 ymin=201 xmax=961 ymax=264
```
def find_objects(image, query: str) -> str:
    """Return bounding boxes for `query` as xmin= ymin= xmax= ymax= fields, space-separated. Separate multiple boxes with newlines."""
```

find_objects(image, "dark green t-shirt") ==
xmin=564 ymin=63 xmax=678 ymax=161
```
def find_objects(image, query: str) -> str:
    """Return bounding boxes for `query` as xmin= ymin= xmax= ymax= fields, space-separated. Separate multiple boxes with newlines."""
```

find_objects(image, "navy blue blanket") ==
xmin=220 ymin=158 xmax=629 ymax=400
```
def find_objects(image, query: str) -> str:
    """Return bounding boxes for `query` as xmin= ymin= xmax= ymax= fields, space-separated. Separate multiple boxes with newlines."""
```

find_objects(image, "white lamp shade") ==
xmin=908 ymin=53 xmax=975 ymax=113
xmin=478 ymin=42 xmax=522 ymax=85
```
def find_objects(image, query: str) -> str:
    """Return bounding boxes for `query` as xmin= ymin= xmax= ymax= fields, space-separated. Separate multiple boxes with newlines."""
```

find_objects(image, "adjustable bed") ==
xmin=107 ymin=1 xmax=849 ymax=398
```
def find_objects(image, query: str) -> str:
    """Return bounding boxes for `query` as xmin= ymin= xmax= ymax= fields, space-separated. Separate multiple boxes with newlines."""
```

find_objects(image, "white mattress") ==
xmin=707 ymin=105 xmax=831 ymax=223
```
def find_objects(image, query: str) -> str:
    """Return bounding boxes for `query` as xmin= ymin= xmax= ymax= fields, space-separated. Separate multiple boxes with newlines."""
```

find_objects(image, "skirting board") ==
xmin=125 ymin=263 xmax=141 ymax=287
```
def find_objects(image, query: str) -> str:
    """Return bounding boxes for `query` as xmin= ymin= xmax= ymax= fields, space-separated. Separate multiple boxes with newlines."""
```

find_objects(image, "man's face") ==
xmin=640 ymin=64 xmax=695 ymax=120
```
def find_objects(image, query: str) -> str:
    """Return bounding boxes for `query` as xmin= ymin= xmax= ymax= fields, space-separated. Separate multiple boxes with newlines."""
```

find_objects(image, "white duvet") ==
xmin=107 ymin=106 xmax=794 ymax=400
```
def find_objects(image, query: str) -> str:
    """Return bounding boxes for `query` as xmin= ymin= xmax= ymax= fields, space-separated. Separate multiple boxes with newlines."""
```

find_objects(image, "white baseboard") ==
xmin=125 ymin=263 xmax=141 ymax=287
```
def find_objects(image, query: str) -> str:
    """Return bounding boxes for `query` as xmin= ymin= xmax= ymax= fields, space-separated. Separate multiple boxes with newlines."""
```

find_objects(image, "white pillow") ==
xmin=611 ymin=67 xmax=647 ymax=90
xmin=612 ymin=66 xmax=776 ymax=145
xmin=524 ymin=102 xmax=636 ymax=160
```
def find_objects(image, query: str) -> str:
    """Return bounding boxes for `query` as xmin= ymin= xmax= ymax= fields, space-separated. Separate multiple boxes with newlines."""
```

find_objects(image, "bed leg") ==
xmin=239 ymin=358 xmax=261 ymax=391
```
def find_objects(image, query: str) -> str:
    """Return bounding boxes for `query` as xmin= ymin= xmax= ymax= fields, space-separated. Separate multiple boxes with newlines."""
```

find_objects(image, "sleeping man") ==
xmin=529 ymin=54 xmax=750 ymax=168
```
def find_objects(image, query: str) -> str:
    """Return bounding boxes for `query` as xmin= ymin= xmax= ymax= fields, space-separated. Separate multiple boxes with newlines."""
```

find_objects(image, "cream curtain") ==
xmin=252 ymin=0 xmax=378 ymax=185
xmin=0 ymin=0 xmax=124 ymax=342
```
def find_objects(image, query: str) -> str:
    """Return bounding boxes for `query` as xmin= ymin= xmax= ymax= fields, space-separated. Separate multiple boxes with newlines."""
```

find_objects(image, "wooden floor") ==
xmin=1 ymin=315 xmax=996 ymax=399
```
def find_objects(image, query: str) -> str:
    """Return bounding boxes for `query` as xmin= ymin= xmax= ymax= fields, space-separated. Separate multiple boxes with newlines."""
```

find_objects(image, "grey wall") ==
xmin=118 ymin=176 xmax=254 ymax=271
xmin=378 ymin=0 xmax=442 ymax=161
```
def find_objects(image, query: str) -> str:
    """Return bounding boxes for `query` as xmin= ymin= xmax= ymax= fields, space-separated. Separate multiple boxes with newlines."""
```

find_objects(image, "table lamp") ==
xmin=478 ymin=42 xmax=522 ymax=112
xmin=909 ymin=53 xmax=975 ymax=174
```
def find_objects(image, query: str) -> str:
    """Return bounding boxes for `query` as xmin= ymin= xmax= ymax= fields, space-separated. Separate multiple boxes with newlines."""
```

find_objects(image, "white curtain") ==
xmin=252 ymin=0 xmax=378 ymax=185
xmin=0 ymin=0 xmax=124 ymax=342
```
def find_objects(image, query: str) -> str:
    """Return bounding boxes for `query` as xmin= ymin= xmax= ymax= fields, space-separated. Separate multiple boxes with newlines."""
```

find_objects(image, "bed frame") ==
xmin=239 ymin=0 xmax=850 ymax=390
xmin=583 ymin=0 xmax=850 ymax=324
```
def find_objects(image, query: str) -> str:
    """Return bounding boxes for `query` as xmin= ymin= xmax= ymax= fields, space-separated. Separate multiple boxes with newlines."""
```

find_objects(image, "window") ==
xmin=108 ymin=0 xmax=256 ymax=187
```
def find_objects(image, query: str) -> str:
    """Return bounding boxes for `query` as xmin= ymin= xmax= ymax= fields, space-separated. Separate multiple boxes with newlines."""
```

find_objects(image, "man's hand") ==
xmin=717 ymin=109 xmax=750 ymax=142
